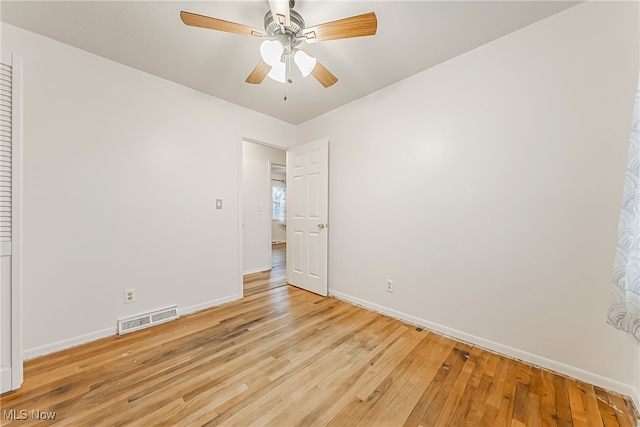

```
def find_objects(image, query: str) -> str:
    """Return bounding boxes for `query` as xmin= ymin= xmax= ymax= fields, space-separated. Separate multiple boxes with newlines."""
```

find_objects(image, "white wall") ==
xmin=297 ymin=1 xmax=640 ymax=403
xmin=1 ymin=23 xmax=295 ymax=358
xmin=242 ymin=142 xmax=286 ymax=274
xmin=271 ymin=221 xmax=286 ymax=244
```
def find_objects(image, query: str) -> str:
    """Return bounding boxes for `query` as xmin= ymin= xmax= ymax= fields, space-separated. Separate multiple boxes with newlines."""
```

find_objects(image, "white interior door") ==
xmin=286 ymin=139 xmax=328 ymax=296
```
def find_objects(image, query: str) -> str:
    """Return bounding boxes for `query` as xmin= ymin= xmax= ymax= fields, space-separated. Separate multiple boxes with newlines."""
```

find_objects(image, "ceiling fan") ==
xmin=180 ymin=1 xmax=378 ymax=89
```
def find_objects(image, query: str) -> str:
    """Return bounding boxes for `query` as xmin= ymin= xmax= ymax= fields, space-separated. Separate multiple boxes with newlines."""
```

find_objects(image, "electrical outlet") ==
xmin=124 ymin=288 xmax=136 ymax=304
xmin=386 ymin=279 xmax=394 ymax=293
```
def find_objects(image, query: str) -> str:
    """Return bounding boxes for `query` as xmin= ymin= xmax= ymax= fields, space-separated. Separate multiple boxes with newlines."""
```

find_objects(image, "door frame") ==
xmin=267 ymin=159 xmax=274 ymax=270
xmin=1 ymin=52 xmax=23 ymax=392
xmin=237 ymin=137 xmax=288 ymax=297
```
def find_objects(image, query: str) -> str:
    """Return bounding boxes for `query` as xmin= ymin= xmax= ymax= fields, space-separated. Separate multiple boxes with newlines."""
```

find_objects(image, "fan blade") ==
xmin=311 ymin=60 xmax=338 ymax=88
xmin=303 ymin=12 xmax=377 ymax=43
xmin=180 ymin=11 xmax=265 ymax=38
xmin=246 ymin=60 xmax=272 ymax=84
xmin=268 ymin=0 xmax=290 ymax=27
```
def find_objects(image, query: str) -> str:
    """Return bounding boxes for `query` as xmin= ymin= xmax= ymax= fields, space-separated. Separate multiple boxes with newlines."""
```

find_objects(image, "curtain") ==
xmin=608 ymin=77 xmax=640 ymax=343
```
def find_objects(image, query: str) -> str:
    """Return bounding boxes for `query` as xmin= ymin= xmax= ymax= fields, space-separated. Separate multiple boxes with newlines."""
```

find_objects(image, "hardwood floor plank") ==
xmin=512 ymin=381 xmax=531 ymax=425
xmin=432 ymin=346 xmax=484 ymax=427
xmin=490 ymin=356 xmax=521 ymax=427
xmin=250 ymin=342 xmax=357 ymax=426
xmin=554 ymin=374 xmax=575 ymax=427
xmin=539 ymin=368 xmax=559 ymax=427
xmin=298 ymin=323 xmax=411 ymax=426
xmin=478 ymin=355 xmax=510 ymax=426
xmin=582 ymin=383 xmax=605 ymax=427
xmin=464 ymin=353 xmax=501 ymax=426
xmin=198 ymin=355 xmax=299 ymax=426
xmin=402 ymin=343 xmax=473 ymax=426
xmin=326 ymin=328 xmax=425 ymax=426
xmin=353 ymin=330 xmax=437 ymax=426
xmin=385 ymin=335 xmax=458 ymax=426
xmin=594 ymin=386 xmax=623 ymax=427
xmin=568 ymin=380 xmax=591 ymax=427
xmin=1 ymin=285 xmax=635 ymax=427
xmin=353 ymin=329 xmax=425 ymax=402
xmin=608 ymin=392 xmax=636 ymax=427
xmin=526 ymin=367 xmax=544 ymax=427
xmin=163 ymin=356 xmax=276 ymax=425
xmin=444 ymin=347 xmax=493 ymax=427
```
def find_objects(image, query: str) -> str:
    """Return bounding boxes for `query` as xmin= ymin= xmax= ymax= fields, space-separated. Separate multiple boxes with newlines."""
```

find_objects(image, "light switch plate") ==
xmin=216 ymin=199 xmax=223 ymax=209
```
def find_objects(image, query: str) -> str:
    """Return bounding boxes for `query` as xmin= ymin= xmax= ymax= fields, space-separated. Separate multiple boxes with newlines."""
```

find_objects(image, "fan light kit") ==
xmin=180 ymin=0 xmax=378 ymax=96
xmin=259 ymin=40 xmax=316 ymax=83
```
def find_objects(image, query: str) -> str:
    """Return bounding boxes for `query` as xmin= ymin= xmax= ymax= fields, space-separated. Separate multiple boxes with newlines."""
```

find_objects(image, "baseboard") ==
xmin=178 ymin=294 xmax=242 ymax=317
xmin=24 ymin=294 xmax=243 ymax=361
xmin=329 ymin=289 xmax=639 ymax=406
xmin=23 ymin=326 xmax=116 ymax=361
xmin=243 ymin=266 xmax=271 ymax=275
xmin=0 ymin=367 xmax=11 ymax=393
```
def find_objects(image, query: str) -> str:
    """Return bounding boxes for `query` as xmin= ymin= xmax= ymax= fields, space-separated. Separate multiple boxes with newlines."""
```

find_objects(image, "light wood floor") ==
xmin=243 ymin=243 xmax=287 ymax=296
xmin=1 ymin=285 xmax=636 ymax=426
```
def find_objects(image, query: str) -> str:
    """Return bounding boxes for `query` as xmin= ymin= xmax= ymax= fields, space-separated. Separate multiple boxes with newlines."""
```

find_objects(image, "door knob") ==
xmin=317 ymin=223 xmax=326 ymax=230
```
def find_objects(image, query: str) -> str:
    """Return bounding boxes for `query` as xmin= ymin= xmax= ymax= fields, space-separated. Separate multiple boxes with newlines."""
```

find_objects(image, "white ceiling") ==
xmin=0 ymin=1 xmax=579 ymax=125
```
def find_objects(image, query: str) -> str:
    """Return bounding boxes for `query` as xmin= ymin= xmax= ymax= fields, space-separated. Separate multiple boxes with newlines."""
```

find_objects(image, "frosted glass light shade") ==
xmin=268 ymin=61 xmax=286 ymax=83
xmin=260 ymin=40 xmax=283 ymax=66
xmin=294 ymin=50 xmax=317 ymax=77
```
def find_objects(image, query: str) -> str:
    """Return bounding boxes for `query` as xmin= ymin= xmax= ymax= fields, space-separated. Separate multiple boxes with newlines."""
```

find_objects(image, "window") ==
xmin=272 ymin=185 xmax=285 ymax=221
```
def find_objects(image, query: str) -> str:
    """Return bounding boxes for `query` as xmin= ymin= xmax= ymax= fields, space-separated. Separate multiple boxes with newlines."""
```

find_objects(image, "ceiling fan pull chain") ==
xmin=286 ymin=44 xmax=293 ymax=85
xmin=284 ymin=51 xmax=289 ymax=101
xmin=283 ymin=72 xmax=287 ymax=101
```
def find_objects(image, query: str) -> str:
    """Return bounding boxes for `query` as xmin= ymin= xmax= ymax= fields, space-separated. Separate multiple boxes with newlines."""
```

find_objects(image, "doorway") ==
xmin=241 ymin=140 xmax=288 ymax=296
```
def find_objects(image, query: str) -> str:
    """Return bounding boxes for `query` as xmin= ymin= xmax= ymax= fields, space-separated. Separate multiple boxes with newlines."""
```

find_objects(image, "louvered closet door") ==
xmin=0 ymin=59 xmax=14 ymax=394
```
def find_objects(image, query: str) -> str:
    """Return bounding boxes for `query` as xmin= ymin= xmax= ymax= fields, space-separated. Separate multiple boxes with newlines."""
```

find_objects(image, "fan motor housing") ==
xmin=264 ymin=9 xmax=305 ymax=47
